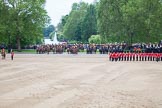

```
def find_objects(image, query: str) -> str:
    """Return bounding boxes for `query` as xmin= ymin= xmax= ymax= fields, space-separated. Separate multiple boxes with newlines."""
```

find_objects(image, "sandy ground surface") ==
xmin=0 ymin=54 xmax=162 ymax=108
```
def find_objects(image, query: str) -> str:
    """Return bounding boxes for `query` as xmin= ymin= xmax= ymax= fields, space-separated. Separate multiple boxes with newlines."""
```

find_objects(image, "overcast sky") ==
xmin=45 ymin=0 xmax=94 ymax=26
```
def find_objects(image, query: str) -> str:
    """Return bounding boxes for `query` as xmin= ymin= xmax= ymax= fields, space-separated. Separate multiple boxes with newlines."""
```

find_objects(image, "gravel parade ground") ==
xmin=0 ymin=54 xmax=162 ymax=108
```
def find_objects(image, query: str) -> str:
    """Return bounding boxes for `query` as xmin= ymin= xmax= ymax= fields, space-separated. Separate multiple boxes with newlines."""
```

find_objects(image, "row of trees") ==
xmin=57 ymin=0 xmax=162 ymax=44
xmin=57 ymin=2 xmax=98 ymax=43
xmin=43 ymin=25 xmax=55 ymax=38
xmin=1 ymin=0 xmax=162 ymax=50
xmin=0 ymin=0 xmax=50 ymax=51
xmin=98 ymin=0 xmax=162 ymax=43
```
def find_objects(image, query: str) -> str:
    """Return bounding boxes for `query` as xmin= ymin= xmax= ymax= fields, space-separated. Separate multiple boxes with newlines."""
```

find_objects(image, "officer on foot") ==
xmin=11 ymin=50 xmax=14 ymax=60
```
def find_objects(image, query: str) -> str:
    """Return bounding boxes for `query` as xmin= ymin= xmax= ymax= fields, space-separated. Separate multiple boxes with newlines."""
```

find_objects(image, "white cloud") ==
xmin=45 ymin=0 xmax=94 ymax=26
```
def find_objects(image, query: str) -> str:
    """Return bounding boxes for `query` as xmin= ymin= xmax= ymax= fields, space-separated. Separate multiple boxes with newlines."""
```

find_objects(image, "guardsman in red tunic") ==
xmin=159 ymin=53 xmax=161 ymax=62
xmin=143 ymin=52 xmax=146 ymax=61
xmin=147 ymin=53 xmax=150 ymax=61
xmin=120 ymin=52 xmax=122 ymax=61
xmin=156 ymin=53 xmax=160 ymax=62
xmin=121 ymin=52 xmax=124 ymax=61
xmin=153 ymin=53 xmax=156 ymax=61
xmin=129 ymin=52 xmax=132 ymax=61
xmin=141 ymin=53 xmax=144 ymax=61
xmin=11 ymin=50 xmax=14 ymax=60
xmin=139 ymin=53 xmax=142 ymax=61
xmin=144 ymin=53 xmax=147 ymax=61
xmin=136 ymin=53 xmax=139 ymax=61
xmin=147 ymin=53 xmax=149 ymax=61
xmin=150 ymin=53 xmax=153 ymax=61
xmin=132 ymin=52 xmax=135 ymax=61
xmin=151 ymin=53 xmax=154 ymax=61
xmin=161 ymin=53 xmax=162 ymax=61
xmin=118 ymin=52 xmax=122 ymax=61
xmin=112 ymin=52 xmax=115 ymax=61
xmin=115 ymin=52 xmax=118 ymax=61
xmin=124 ymin=52 xmax=126 ymax=61
xmin=126 ymin=52 xmax=129 ymax=61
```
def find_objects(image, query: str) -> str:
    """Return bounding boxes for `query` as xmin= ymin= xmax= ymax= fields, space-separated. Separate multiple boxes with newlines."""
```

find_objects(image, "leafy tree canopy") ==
xmin=0 ymin=0 xmax=50 ymax=50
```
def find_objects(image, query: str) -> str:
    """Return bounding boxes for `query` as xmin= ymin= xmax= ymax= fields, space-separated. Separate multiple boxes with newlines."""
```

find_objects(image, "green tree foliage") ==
xmin=0 ymin=0 xmax=50 ymax=50
xmin=0 ymin=0 xmax=11 ymax=44
xmin=43 ymin=25 xmax=55 ymax=37
xmin=63 ymin=2 xmax=89 ymax=41
xmin=62 ymin=2 xmax=98 ymax=42
xmin=138 ymin=0 xmax=162 ymax=42
xmin=57 ymin=15 xmax=69 ymax=41
xmin=57 ymin=15 xmax=69 ymax=33
xmin=98 ymin=0 xmax=162 ymax=43
xmin=81 ymin=4 xmax=97 ymax=42
xmin=88 ymin=35 xmax=101 ymax=44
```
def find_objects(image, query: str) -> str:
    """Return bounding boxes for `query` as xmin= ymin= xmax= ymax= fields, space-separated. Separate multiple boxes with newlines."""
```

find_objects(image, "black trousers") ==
xmin=11 ymin=56 xmax=13 ymax=60
xmin=127 ymin=57 xmax=129 ymax=61
xmin=142 ymin=57 xmax=144 ymax=61
xmin=112 ymin=58 xmax=114 ymax=61
xmin=121 ymin=57 xmax=123 ymax=61
xmin=136 ymin=57 xmax=138 ymax=61
xmin=148 ymin=57 xmax=150 ymax=61
xmin=115 ymin=58 xmax=118 ymax=61
xmin=124 ymin=57 xmax=126 ymax=61
xmin=156 ymin=58 xmax=159 ymax=62
xmin=150 ymin=57 xmax=152 ymax=61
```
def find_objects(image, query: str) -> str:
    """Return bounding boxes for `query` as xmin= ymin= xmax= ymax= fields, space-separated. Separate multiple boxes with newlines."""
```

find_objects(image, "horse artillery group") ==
xmin=35 ymin=43 xmax=127 ymax=54
xmin=35 ymin=42 xmax=162 ymax=55
xmin=36 ymin=44 xmax=80 ymax=54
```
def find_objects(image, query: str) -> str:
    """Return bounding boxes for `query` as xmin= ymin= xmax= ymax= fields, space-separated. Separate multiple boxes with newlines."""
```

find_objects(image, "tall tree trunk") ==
xmin=17 ymin=37 xmax=21 ymax=51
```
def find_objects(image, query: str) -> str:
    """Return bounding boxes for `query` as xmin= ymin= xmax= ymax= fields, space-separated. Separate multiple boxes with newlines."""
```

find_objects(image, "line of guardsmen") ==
xmin=109 ymin=52 xmax=162 ymax=62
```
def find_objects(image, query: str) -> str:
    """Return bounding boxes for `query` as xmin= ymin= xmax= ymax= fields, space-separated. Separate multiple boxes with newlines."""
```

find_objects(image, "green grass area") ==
xmin=13 ymin=49 xmax=100 ymax=54
xmin=13 ymin=49 xmax=36 ymax=54
xmin=3 ymin=48 xmax=146 ymax=54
